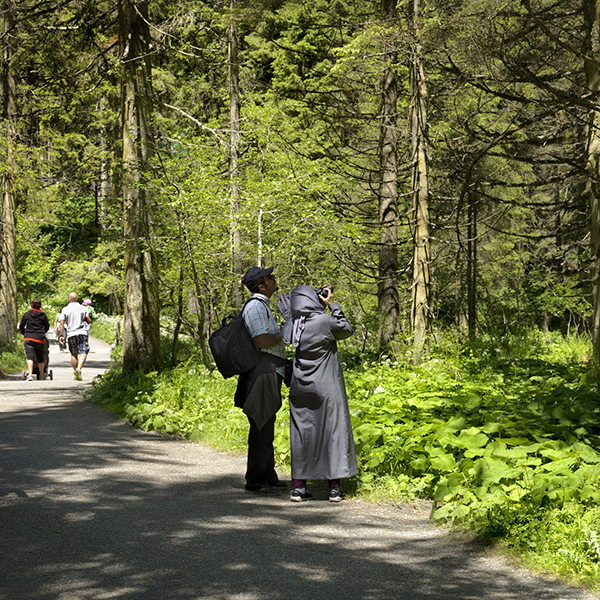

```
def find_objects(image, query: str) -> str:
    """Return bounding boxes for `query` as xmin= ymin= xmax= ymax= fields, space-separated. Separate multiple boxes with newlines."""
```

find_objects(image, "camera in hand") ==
xmin=315 ymin=284 xmax=333 ymax=297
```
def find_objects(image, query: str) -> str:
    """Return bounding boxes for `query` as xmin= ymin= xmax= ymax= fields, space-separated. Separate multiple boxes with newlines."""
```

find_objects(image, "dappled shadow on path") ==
xmin=0 ymin=398 xmax=595 ymax=600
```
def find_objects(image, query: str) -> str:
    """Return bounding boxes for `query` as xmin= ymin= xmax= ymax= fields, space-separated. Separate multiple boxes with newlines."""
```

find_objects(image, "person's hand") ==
xmin=319 ymin=288 xmax=334 ymax=306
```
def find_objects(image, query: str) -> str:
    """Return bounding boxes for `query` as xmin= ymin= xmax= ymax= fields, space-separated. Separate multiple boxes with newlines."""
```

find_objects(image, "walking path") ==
xmin=0 ymin=338 xmax=597 ymax=600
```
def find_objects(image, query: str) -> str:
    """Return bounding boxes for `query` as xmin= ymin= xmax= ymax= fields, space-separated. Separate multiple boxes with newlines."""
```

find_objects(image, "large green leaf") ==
xmin=434 ymin=473 xmax=464 ymax=502
xmin=430 ymin=453 xmax=457 ymax=471
xmin=458 ymin=428 xmax=489 ymax=450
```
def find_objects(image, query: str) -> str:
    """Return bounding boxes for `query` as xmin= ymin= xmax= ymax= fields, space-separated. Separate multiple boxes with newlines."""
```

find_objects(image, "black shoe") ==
xmin=245 ymin=485 xmax=281 ymax=496
xmin=329 ymin=488 xmax=343 ymax=503
xmin=269 ymin=480 xmax=288 ymax=488
xmin=290 ymin=488 xmax=313 ymax=502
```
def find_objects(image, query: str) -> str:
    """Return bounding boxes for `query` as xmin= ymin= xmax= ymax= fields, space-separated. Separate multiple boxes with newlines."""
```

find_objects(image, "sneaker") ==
xmin=25 ymin=374 xmax=34 ymax=381
xmin=329 ymin=488 xmax=344 ymax=503
xmin=244 ymin=485 xmax=281 ymax=496
xmin=290 ymin=488 xmax=313 ymax=502
xmin=74 ymin=370 xmax=82 ymax=381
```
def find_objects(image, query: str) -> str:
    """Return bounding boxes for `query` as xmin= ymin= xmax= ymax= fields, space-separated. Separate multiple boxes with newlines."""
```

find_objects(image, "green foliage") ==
xmin=53 ymin=247 xmax=123 ymax=310
xmin=348 ymin=332 xmax=599 ymax=522
xmin=16 ymin=222 xmax=62 ymax=302
xmin=513 ymin=503 xmax=600 ymax=587
xmin=0 ymin=340 xmax=25 ymax=374
xmin=89 ymin=314 xmax=121 ymax=346
xmin=8 ymin=0 xmax=592 ymax=355
xmin=88 ymin=364 xmax=251 ymax=452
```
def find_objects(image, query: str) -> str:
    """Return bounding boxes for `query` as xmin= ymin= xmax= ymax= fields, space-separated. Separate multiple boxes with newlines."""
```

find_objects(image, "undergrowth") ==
xmin=87 ymin=329 xmax=600 ymax=590
xmin=0 ymin=339 xmax=25 ymax=374
xmin=90 ymin=314 xmax=121 ymax=346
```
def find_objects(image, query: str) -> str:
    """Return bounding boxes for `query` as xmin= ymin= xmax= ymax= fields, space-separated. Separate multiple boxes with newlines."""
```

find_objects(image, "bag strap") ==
xmin=242 ymin=296 xmax=270 ymax=313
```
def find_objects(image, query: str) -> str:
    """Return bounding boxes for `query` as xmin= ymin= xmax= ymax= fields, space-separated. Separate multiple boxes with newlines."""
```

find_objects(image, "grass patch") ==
xmin=0 ymin=341 xmax=25 ymax=374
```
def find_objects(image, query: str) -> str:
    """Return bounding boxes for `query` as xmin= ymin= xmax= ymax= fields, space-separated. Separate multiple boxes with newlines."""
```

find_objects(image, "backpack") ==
xmin=209 ymin=298 xmax=268 ymax=378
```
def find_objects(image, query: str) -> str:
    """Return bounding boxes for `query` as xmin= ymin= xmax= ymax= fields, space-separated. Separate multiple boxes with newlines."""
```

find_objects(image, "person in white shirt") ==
xmin=59 ymin=292 xmax=91 ymax=381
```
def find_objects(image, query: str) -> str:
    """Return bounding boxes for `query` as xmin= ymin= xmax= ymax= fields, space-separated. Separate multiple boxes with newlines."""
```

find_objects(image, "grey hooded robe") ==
xmin=287 ymin=286 xmax=359 ymax=481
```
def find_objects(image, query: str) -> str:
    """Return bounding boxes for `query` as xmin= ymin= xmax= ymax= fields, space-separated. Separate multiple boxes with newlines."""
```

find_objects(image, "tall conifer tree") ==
xmin=119 ymin=0 xmax=161 ymax=373
xmin=378 ymin=0 xmax=400 ymax=349
xmin=409 ymin=0 xmax=431 ymax=358
xmin=228 ymin=0 xmax=243 ymax=307
xmin=0 ymin=1 xmax=18 ymax=347
xmin=583 ymin=0 xmax=600 ymax=370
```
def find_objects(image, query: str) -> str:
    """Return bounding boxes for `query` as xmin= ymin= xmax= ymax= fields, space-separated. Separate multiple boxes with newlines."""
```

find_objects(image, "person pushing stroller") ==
xmin=19 ymin=299 xmax=50 ymax=381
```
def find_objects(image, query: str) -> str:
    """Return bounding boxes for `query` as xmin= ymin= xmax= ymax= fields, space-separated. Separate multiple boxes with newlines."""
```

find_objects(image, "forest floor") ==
xmin=0 ymin=338 xmax=598 ymax=600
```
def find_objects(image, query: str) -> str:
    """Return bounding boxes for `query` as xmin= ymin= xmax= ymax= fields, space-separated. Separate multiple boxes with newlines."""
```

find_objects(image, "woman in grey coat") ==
xmin=285 ymin=285 xmax=358 ymax=502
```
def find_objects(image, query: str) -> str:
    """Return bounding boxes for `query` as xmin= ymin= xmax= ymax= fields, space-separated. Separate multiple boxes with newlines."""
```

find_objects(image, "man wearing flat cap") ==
xmin=235 ymin=266 xmax=287 ymax=495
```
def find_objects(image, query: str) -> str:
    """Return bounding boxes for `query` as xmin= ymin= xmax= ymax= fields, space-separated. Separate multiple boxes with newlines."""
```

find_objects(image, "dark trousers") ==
xmin=245 ymin=413 xmax=278 ymax=490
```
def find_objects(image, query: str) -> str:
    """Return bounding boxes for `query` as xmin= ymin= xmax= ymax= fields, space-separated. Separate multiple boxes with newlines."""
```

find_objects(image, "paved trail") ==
xmin=0 ymin=338 xmax=597 ymax=600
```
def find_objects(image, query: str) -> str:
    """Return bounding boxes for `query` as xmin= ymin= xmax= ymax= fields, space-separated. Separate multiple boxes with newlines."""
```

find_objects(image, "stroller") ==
xmin=25 ymin=337 xmax=53 ymax=380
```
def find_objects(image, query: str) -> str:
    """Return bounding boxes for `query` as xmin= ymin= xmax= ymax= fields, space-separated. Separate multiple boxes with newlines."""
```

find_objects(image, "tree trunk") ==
xmin=119 ymin=0 xmax=161 ymax=373
xmin=257 ymin=205 xmax=263 ymax=268
xmin=466 ymin=189 xmax=477 ymax=340
xmin=0 ymin=4 xmax=18 ymax=347
xmin=541 ymin=309 xmax=550 ymax=333
xmin=179 ymin=213 xmax=213 ymax=370
xmin=378 ymin=0 xmax=400 ymax=350
xmin=188 ymin=289 xmax=212 ymax=369
xmin=408 ymin=0 xmax=431 ymax=360
xmin=107 ymin=260 xmax=122 ymax=316
xmin=584 ymin=0 xmax=600 ymax=372
xmin=228 ymin=0 xmax=243 ymax=308
xmin=171 ymin=261 xmax=184 ymax=367
xmin=98 ymin=97 xmax=112 ymax=230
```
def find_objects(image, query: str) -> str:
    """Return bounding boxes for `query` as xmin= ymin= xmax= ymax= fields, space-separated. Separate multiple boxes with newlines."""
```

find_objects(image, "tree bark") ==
xmin=228 ymin=0 xmax=243 ymax=308
xmin=466 ymin=189 xmax=477 ymax=340
xmin=0 ymin=3 xmax=18 ymax=347
xmin=171 ymin=260 xmax=184 ymax=367
xmin=584 ymin=0 xmax=600 ymax=372
xmin=178 ymin=209 xmax=213 ymax=369
xmin=119 ymin=0 xmax=161 ymax=373
xmin=98 ymin=95 xmax=122 ymax=317
xmin=408 ymin=0 xmax=431 ymax=360
xmin=98 ymin=97 xmax=112 ymax=230
xmin=378 ymin=0 xmax=400 ymax=350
